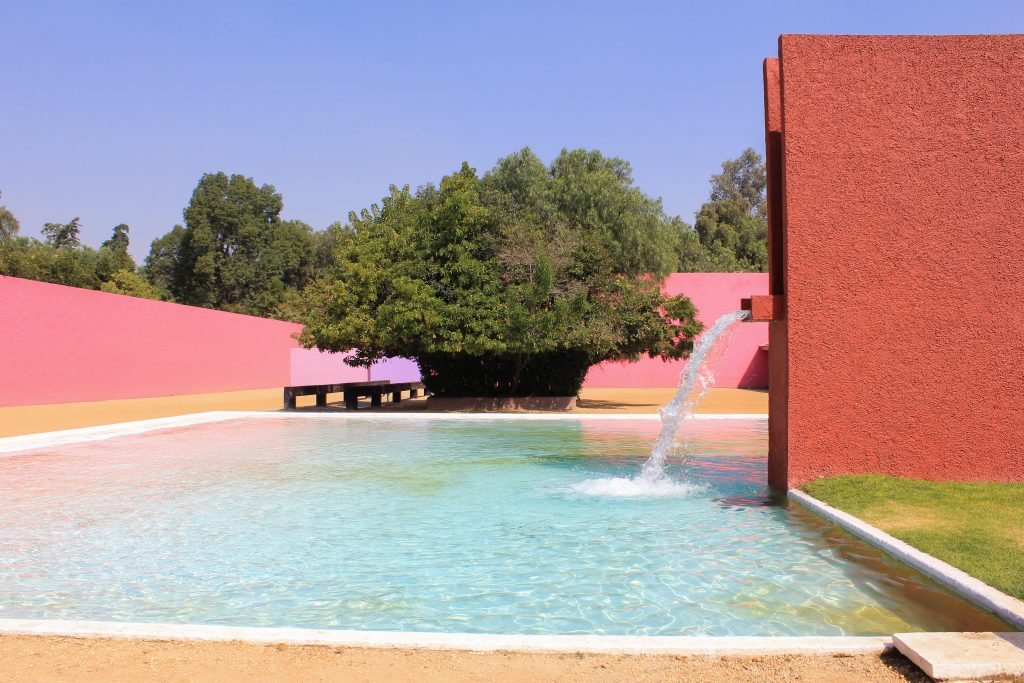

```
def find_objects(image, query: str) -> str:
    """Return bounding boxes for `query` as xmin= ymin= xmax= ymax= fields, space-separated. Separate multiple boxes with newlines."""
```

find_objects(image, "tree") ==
xmin=97 ymin=223 xmax=137 ymax=281
xmin=154 ymin=172 xmax=314 ymax=319
xmin=683 ymin=148 xmax=769 ymax=272
xmin=0 ymin=192 xmax=19 ymax=242
xmin=709 ymin=147 xmax=767 ymax=218
xmin=42 ymin=217 xmax=82 ymax=249
xmin=311 ymin=221 xmax=352 ymax=271
xmin=0 ymin=237 xmax=50 ymax=281
xmin=143 ymin=225 xmax=185 ymax=294
xmin=100 ymin=269 xmax=166 ymax=300
xmin=299 ymin=148 xmax=703 ymax=398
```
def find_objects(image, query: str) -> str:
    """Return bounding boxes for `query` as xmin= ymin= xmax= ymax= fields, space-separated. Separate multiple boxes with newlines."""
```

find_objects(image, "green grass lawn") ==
xmin=802 ymin=474 xmax=1024 ymax=600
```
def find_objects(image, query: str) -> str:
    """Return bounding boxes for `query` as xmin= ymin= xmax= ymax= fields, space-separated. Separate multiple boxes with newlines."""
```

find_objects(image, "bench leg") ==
xmin=345 ymin=390 xmax=358 ymax=410
xmin=316 ymin=389 xmax=327 ymax=407
xmin=283 ymin=389 xmax=297 ymax=411
xmin=371 ymin=390 xmax=382 ymax=407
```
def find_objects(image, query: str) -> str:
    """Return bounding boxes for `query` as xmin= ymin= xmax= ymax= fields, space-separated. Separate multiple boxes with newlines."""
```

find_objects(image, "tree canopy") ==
xmin=1 ymin=148 xmax=768 ymax=321
xmin=0 ymin=192 xmax=19 ymax=242
xmin=298 ymin=148 xmax=703 ymax=397
xmin=0 ymin=221 xmax=160 ymax=297
xmin=153 ymin=172 xmax=315 ymax=318
xmin=679 ymin=148 xmax=769 ymax=272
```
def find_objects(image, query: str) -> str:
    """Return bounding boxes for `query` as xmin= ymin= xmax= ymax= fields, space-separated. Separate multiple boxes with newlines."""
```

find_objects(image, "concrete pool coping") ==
xmin=0 ymin=410 xmax=1007 ymax=658
xmin=790 ymin=489 xmax=1024 ymax=631
xmin=0 ymin=618 xmax=892 ymax=655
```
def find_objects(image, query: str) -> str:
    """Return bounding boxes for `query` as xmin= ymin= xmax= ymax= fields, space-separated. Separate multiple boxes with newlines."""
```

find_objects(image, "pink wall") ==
xmin=1 ymin=272 xmax=768 ymax=408
xmin=289 ymin=348 xmax=368 ymax=385
xmin=370 ymin=357 xmax=422 ymax=383
xmin=290 ymin=351 xmax=421 ymax=385
xmin=584 ymin=273 xmax=769 ymax=388
xmin=0 ymin=276 xmax=301 ymax=407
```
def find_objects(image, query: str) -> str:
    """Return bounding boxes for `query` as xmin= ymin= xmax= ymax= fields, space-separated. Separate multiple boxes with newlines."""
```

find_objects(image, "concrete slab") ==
xmin=0 ymin=618 xmax=890 ymax=656
xmin=893 ymin=632 xmax=1024 ymax=681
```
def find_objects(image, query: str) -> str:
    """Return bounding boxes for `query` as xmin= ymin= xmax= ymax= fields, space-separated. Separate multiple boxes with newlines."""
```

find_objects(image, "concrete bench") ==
xmin=283 ymin=380 xmax=427 ymax=410
xmin=282 ymin=381 xmax=389 ymax=410
xmin=343 ymin=381 xmax=428 ymax=409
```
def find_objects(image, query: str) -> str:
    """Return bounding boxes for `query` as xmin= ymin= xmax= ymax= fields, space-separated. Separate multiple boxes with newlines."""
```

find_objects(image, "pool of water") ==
xmin=0 ymin=416 xmax=1008 ymax=636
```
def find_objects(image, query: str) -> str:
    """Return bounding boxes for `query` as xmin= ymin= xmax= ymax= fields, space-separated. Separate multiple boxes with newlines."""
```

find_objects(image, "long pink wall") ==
xmin=584 ymin=273 xmax=769 ymax=388
xmin=1 ymin=272 xmax=768 ymax=408
xmin=0 ymin=276 xmax=302 ymax=407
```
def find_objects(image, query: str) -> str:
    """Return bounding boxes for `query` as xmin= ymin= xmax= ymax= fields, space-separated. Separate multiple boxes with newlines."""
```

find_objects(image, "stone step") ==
xmin=893 ymin=632 xmax=1024 ymax=681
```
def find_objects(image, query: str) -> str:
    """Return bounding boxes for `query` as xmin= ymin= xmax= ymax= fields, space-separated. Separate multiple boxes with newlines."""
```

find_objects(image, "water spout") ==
xmin=740 ymin=295 xmax=784 ymax=322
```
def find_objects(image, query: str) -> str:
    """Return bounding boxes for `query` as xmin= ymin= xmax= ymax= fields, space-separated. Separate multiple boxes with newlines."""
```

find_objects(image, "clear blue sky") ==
xmin=4 ymin=0 xmax=1024 ymax=259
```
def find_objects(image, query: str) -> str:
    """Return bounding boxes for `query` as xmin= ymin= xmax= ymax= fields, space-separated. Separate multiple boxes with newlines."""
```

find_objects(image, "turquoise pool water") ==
xmin=0 ymin=417 xmax=1007 ymax=636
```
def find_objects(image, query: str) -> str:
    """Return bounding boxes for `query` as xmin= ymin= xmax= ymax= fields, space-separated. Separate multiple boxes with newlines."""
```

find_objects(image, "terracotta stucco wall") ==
xmin=767 ymin=35 xmax=1024 ymax=487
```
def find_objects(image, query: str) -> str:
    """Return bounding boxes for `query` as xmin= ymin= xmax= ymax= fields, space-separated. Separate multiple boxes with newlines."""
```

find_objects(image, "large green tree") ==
xmin=676 ymin=148 xmax=769 ymax=272
xmin=709 ymin=147 xmax=767 ymax=217
xmin=300 ymin=148 xmax=703 ymax=397
xmin=148 ymin=173 xmax=315 ymax=319
xmin=693 ymin=149 xmax=768 ymax=271
xmin=142 ymin=225 xmax=185 ymax=295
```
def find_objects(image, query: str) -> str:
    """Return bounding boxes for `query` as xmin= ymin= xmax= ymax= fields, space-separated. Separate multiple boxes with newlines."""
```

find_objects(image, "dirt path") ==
xmin=0 ymin=636 xmax=927 ymax=683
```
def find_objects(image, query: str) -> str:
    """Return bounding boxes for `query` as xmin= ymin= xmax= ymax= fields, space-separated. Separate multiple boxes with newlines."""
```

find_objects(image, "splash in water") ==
xmin=570 ymin=310 xmax=750 ymax=497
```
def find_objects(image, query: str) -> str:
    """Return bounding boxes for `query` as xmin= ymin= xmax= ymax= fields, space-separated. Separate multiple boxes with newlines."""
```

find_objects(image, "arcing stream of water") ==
xmin=572 ymin=310 xmax=751 ymax=497
xmin=638 ymin=309 xmax=751 ymax=481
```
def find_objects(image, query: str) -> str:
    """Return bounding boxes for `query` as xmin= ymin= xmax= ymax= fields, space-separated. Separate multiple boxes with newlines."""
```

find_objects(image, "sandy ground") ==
xmin=0 ymin=387 xmax=767 ymax=437
xmin=0 ymin=636 xmax=929 ymax=683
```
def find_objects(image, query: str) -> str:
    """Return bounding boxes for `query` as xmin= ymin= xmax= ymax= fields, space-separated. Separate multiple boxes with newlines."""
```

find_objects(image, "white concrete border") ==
xmin=789 ymin=489 xmax=1024 ymax=630
xmin=0 ymin=618 xmax=890 ymax=655
xmin=0 ymin=412 xmax=242 ymax=454
xmin=0 ymin=410 xmax=766 ymax=455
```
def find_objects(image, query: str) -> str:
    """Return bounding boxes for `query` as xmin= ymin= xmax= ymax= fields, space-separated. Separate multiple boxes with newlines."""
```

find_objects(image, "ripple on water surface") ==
xmin=0 ymin=417 xmax=1009 ymax=636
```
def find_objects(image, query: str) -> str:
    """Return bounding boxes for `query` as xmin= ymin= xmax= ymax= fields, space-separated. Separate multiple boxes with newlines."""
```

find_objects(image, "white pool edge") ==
xmin=789 ymin=489 xmax=1024 ymax=631
xmin=0 ymin=618 xmax=891 ymax=655
xmin=0 ymin=410 xmax=767 ymax=455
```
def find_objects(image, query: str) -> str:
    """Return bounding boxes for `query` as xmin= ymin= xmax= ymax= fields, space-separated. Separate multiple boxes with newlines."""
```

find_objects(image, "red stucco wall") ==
xmin=767 ymin=35 xmax=1024 ymax=487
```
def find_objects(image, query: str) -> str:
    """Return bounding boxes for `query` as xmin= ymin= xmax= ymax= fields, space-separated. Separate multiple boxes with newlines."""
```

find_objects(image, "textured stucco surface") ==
xmin=770 ymin=35 xmax=1024 ymax=486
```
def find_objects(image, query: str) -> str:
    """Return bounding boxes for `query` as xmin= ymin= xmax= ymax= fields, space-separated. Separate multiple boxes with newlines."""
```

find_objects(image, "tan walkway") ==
xmin=0 ymin=635 xmax=927 ymax=683
xmin=0 ymin=387 xmax=767 ymax=438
